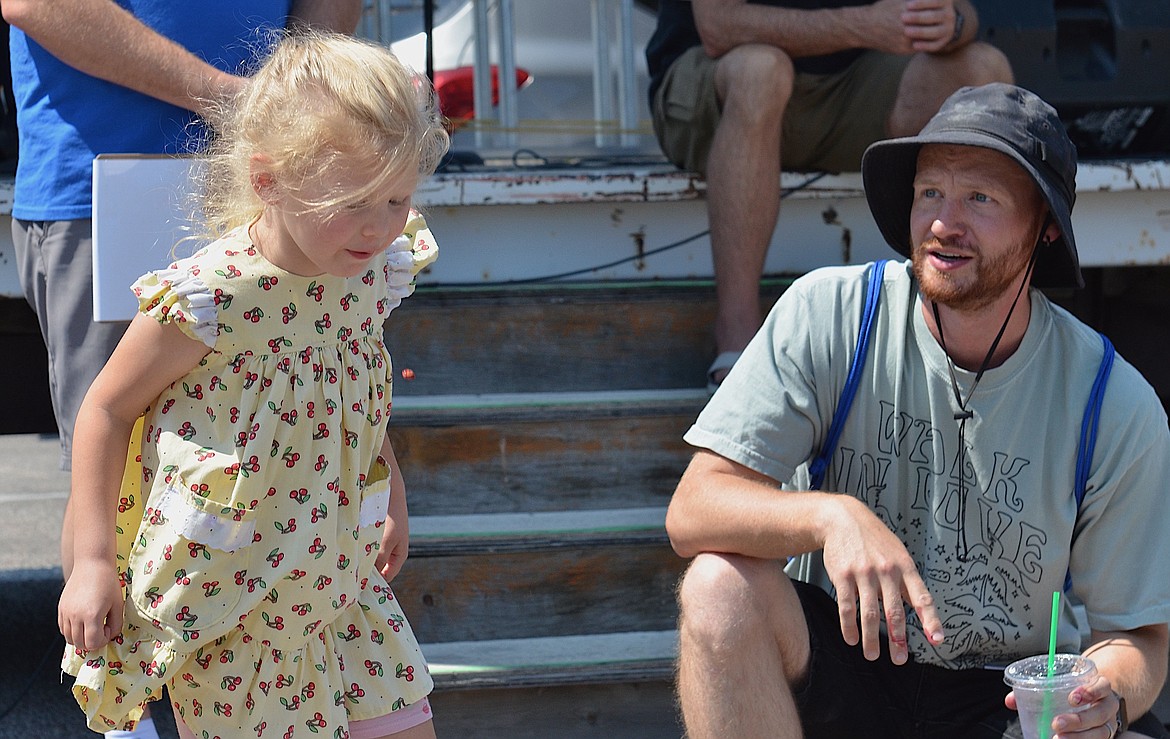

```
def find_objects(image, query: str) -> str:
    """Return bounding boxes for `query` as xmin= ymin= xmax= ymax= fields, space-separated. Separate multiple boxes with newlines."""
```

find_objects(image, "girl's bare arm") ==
xmin=59 ymin=314 xmax=210 ymax=650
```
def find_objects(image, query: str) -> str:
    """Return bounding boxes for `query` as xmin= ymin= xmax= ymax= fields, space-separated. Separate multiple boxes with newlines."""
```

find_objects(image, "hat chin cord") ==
xmin=931 ymin=217 xmax=1049 ymax=560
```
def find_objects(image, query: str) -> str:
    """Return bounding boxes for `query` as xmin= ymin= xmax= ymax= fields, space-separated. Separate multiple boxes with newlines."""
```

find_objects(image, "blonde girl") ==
xmin=57 ymin=31 xmax=448 ymax=739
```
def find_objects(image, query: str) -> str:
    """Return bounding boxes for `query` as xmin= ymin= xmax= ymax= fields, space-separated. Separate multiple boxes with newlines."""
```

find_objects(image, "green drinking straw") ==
xmin=1041 ymin=591 xmax=1061 ymax=739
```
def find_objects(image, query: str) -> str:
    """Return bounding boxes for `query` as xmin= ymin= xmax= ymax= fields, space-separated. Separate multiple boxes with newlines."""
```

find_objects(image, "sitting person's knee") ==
xmin=951 ymin=40 xmax=1014 ymax=85
xmin=715 ymin=44 xmax=795 ymax=113
xmin=677 ymin=552 xmax=782 ymax=619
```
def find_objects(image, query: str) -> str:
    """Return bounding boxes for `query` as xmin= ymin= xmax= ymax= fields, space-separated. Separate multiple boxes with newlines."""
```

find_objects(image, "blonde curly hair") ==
xmin=196 ymin=30 xmax=449 ymax=242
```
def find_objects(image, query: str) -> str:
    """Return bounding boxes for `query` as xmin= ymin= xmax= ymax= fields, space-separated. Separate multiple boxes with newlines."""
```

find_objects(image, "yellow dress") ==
xmin=63 ymin=215 xmax=437 ymax=737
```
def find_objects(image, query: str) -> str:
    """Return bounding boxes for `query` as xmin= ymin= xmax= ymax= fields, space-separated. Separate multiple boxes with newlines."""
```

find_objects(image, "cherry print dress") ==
xmin=62 ymin=214 xmax=438 ymax=737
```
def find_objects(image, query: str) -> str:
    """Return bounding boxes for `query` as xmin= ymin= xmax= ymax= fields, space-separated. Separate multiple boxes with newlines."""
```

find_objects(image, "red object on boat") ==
xmin=433 ymin=65 xmax=532 ymax=126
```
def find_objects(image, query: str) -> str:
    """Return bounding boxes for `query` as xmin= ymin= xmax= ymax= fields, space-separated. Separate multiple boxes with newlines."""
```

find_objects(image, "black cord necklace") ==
xmin=930 ymin=243 xmax=1041 ymax=560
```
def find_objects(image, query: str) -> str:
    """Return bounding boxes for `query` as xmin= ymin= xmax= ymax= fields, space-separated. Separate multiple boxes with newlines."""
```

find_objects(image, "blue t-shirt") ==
xmin=9 ymin=1 xmax=291 ymax=221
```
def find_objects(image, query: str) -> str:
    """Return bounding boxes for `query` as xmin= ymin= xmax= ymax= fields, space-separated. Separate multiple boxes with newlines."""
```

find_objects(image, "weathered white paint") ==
xmin=1 ymin=158 xmax=1168 ymax=306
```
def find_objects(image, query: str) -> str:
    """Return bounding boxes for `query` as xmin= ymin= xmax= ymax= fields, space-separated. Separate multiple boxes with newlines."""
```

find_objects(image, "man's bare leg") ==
xmin=706 ymin=45 xmax=795 ymax=378
xmin=676 ymin=553 xmax=811 ymax=739
xmin=889 ymin=42 xmax=1014 ymax=137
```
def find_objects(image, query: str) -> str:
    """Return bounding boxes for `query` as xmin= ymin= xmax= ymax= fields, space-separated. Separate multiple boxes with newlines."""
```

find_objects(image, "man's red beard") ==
xmin=911 ymin=237 xmax=1036 ymax=312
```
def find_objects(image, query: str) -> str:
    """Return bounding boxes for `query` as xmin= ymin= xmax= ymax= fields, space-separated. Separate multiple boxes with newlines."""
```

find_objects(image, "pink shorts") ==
xmin=350 ymin=698 xmax=434 ymax=738
xmin=176 ymin=697 xmax=432 ymax=739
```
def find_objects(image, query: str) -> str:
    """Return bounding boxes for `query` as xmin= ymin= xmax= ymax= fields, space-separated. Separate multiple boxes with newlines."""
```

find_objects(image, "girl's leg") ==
xmin=174 ymin=712 xmax=197 ymax=739
xmin=376 ymin=720 xmax=436 ymax=739
xmin=176 ymin=713 xmax=434 ymax=739
xmin=103 ymin=705 xmax=157 ymax=739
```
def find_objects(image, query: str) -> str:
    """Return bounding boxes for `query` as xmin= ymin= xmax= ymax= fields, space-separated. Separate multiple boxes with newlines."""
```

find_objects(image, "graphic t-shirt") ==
xmin=685 ymin=261 xmax=1170 ymax=669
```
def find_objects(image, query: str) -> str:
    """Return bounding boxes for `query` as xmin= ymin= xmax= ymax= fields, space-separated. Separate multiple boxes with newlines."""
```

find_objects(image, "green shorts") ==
xmin=652 ymin=46 xmax=911 ymax=175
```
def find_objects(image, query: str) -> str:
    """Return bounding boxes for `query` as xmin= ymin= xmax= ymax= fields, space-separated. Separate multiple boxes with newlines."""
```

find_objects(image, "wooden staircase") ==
xmin=381 ymin=280 xmax=783 ymax=737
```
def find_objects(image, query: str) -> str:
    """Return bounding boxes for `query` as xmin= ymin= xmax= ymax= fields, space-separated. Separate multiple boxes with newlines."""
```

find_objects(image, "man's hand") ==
xmin=820 ymin=495 xmax=944 ymax=663
xmin=1005 ymin=673 xmax=1122 ymax=737
xmin=901 ymin=0 xmax=959 ymax=53
xmin=864 ymin=0 xmax=959 ymax=55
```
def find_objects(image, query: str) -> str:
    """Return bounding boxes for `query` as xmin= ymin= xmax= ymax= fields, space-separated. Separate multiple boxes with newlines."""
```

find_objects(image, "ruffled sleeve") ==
xmin=404 ymin=210 xmax=439 ymax=275
xmin=131 ymin=266 xmax=219 ymax=349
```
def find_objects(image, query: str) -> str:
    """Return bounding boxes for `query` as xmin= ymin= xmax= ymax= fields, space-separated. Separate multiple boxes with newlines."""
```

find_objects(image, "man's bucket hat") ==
xmin=861 ymin=82 xmax=1082 ymax=288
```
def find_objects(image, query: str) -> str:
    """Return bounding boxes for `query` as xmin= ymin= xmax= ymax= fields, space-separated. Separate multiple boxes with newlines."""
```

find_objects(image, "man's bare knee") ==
xmin=951 ymin=41 xmax=1014 ymax=85
xmin=890 ymin=42 xmax=1015 ymax=136
xmin=714 ymin=44 xmax=795 ymax=120
xmin=677 ymin=553 xmax=809 ymax=680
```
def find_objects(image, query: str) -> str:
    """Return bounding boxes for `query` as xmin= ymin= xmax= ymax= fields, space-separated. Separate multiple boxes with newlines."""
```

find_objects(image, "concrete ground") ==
xmin=0 ymin=434 xmax=180 ymax=737
xmin=3 ymin=431 xmax=1169 ymax=737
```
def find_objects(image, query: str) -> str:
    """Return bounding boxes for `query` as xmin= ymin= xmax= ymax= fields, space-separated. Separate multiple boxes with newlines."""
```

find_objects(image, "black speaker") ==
xmin=974 ymin=0 xmax=1170 ymax=158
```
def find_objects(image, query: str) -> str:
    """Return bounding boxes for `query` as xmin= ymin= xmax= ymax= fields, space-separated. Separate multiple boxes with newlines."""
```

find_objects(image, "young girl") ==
xmin=57 ymin=31 xmax=448 ymax=739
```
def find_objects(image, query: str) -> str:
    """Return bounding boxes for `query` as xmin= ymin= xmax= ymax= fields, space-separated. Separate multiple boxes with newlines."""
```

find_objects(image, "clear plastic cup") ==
xmin=1003 ymin=654 xmax=1097 ymax=739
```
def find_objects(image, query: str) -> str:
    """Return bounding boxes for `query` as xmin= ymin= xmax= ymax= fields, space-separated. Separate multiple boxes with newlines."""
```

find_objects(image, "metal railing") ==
xmin=358 ymin=0 xmax=648 ymax=150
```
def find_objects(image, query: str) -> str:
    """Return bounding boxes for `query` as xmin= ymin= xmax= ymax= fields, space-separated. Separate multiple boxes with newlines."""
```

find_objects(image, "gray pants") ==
xmin=12 ymin=219 xmax=129 ymax=470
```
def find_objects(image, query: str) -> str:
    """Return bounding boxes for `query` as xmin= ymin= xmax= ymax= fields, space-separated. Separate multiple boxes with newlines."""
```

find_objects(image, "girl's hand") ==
xmin=58 ymin=561 xmax=123 ymax=651
xmin=376 ymin=513 xmax=410 ymax=582
xmin=375 ymin=437 xmax=411 ymax=582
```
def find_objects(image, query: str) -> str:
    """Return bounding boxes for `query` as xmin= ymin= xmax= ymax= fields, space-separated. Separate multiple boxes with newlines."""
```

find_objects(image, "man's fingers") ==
xmin=836 ymin=581 xmax=860 ymax=647
xmin=855 ymin=581 xmax=884 ymax=660
xmin=905 ymin=578 xmax=945 ymax=645
xmin=881 ymin=576 xmax=910 ymax=664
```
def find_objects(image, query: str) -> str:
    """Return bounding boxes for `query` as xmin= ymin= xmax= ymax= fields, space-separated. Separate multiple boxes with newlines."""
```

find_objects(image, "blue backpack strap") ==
xmin=809 ymin=260 xmax=887 ymax=490
xmin=1064 ymin=333 xmax=1115 ymax=592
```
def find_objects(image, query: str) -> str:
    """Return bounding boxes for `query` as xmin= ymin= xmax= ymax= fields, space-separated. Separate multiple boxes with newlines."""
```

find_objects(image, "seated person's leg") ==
xmin=889 ymin=42 xmax=1014 ymax=137
xmin=652 ymin=45 xmax=796 ymax=382
xmin=675 ymin=552 xmax=810 ymax=739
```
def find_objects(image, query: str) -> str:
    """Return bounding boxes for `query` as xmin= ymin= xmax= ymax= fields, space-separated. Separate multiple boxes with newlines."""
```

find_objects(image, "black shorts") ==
xmin=791 ymin=579 xmax=1169 ymax=738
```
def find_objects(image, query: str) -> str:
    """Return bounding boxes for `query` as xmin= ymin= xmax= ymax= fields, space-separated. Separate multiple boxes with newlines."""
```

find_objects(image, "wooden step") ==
xmin=389 ymin=389 xmax=706 ymax=515
xmin=426 ymin=630 xmax=677 ymax=690
xmin=393 ymin=508 xmax=680 ymax=644
xmin=384 ymin=280 xmax=789 ymax=394
xmin=423 ymin=631 xmax=682 ymax=738
xmin=411 ymin=506 xmax=669 ymax=552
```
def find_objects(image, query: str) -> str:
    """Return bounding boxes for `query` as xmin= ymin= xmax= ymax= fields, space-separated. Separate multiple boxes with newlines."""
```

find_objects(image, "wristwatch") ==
xmin=1112 ymin=691 xmax=1129 ymax=736
xmin=950 ymin=9 xmax=966 ymax=44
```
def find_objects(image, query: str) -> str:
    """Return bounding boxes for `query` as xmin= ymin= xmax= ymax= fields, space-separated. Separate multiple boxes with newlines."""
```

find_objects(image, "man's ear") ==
xmin=1042 ymin=221 xmax=1061 ymax=246
xmin=250 ymin=154 xmax=281 ymax=204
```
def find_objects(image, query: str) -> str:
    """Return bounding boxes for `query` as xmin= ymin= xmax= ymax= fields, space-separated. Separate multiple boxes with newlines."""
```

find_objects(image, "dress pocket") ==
xmin=126 ymin=478 xmax=260 ymax=643
xmin=155 ymin=481 xmax=257 ymax=552
xmin=358 ymin=456 xmax=391 ymax=529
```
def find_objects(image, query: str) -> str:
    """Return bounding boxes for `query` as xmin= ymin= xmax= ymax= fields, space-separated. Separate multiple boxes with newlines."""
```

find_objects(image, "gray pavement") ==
xmin=0 ymin=433 xmax=177 ymax=738
xmin=3 ymin=432 xmax=1169 ymax=737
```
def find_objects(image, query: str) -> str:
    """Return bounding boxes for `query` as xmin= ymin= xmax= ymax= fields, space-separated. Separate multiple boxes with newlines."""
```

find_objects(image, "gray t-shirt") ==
xmin=685 ymin=260 xmax=1170 ymax=669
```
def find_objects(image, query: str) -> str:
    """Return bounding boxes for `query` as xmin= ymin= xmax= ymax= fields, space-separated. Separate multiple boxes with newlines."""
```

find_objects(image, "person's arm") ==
xmin=1003 ymin=624 xmax=1168 ymax=734
xmin=58 ymin=314 xmax=210 ymax=651
xmin=1085 ymin=625 xmax=1169 ymax=721
xmin=691 ymin=0 xmax=977 ymax=59
xmin=1 ymin=0 xmax=245 ymax=117
xmin=375 ymin=434 xmax=411 ymax=582
xmin=2 ymin=0 xmax=365 ymax=119
xmin=289 ymin=0 xmax=364 ymax=35
xmin=667 ymin=450 xmax=945 ymax=664
xmin=900 ymin=0 xmax=979 ymax=54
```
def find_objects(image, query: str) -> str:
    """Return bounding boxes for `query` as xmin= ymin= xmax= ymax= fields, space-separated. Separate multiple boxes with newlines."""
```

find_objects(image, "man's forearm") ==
xmin=1084 ymin=625 xmax=1169 ymax=717
xmin=692 ymin=0 xmax=872 ymax=59
xmin=2 ymin=0 xmax=243 ymax=115
xmin=948 ymin=0 xmax=979 ymax=49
